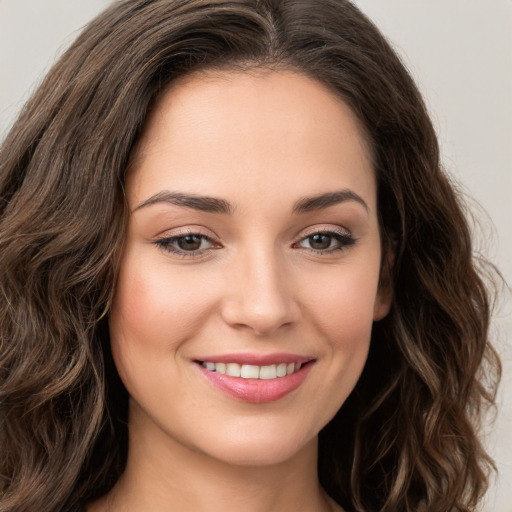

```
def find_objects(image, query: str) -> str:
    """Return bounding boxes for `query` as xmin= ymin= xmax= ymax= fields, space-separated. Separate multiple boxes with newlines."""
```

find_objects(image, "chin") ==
xmin=191 ymin=422 xmax=318 ymax=468
xmin=205 ymin=443 xmax=311 ymax=468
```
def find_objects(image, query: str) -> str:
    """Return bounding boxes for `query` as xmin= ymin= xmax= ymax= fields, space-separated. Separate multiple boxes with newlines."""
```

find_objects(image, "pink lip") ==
xmin=194 ymin=356 xmax=315 ymax=404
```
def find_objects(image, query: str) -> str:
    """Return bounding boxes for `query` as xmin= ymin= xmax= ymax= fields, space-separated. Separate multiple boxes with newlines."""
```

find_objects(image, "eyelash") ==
xmin=154 ymin=231 xmax=218 ymax=258
xmin=294 ymin=229 xmax=356 ymax=254
xmin=154 ymin=229 xmax=356 ymax=258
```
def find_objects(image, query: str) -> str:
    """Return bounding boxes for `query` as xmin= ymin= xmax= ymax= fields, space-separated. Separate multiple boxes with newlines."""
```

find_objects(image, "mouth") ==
xmin=194 ymin=356 xmax=315 ymax=403
xmin=197 ymin=361 xmax=305 ymax=380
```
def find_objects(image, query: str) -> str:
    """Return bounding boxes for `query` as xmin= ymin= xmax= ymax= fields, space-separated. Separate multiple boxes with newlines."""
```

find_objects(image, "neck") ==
xmin=91 ymin=403 xmax=336 ymax=512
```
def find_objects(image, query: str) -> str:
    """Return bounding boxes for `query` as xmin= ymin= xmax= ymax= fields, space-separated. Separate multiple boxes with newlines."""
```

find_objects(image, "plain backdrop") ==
xmin=1 ymin=1 xmax=511 ymax=510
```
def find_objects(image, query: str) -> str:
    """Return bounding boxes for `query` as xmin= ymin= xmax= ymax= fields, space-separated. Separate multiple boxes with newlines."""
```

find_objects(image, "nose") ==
xmin=220 ymin=247 xmax=300 ymax=336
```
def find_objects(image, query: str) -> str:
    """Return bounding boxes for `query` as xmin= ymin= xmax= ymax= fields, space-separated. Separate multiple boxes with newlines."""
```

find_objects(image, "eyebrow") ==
xmin=292 ymin=189 xmax=369 ymax=214
xmin=133 ymin=188 xmax=368 ymax=215
xmin=133 ymin=191 xmax=233 ymax=214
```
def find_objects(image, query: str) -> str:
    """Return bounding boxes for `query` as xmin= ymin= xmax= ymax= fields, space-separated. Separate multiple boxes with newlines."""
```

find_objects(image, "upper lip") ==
xmin=194 ymin=353 xmax=315 ymax=366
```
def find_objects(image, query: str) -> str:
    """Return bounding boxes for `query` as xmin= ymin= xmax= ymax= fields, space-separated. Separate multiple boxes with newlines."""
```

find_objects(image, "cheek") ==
xmin=110 ymin=253 xmax=212 ymax=350
xmin=301 ymin=262 xmax=380 ymax=397
xmin=309 ymin=266 xmax=380 ymax=340
xmin=108 ymin=254 xmax=213 ymax=405
xmin=292 ymin=267 xmax=379 ymax=432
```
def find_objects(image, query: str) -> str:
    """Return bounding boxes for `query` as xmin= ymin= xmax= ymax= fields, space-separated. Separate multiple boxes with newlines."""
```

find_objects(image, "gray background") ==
xmin=1 ymin=1 xmax=511 ymax=510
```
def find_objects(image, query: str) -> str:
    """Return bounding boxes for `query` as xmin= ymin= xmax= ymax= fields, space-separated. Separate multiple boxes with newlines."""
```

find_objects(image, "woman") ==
xmin=0 ymin=1 xmax=501 ymax=511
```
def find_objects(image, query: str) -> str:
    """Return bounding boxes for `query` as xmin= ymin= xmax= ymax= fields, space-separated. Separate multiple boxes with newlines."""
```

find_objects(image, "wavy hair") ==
xmin=0 ymin=1 xmax=501 ymax=511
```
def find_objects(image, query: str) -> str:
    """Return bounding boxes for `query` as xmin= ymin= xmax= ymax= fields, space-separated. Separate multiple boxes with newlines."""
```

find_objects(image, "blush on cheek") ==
xmin=111 ymin=272 xmax=153 ymax=339
xmin=306 ymin=288 xmax=376 ymax=380
xmin=314 ymin=273 xmax=379 ymax=320
xmin=112 ymin=262 xmax=217 ymax=354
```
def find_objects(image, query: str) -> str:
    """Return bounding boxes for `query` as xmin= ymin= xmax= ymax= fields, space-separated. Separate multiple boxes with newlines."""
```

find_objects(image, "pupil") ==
xmin=178 ymin=235 xmax=202 ymax=251
xmin=310 ymin=234 xmax=331 ymax=250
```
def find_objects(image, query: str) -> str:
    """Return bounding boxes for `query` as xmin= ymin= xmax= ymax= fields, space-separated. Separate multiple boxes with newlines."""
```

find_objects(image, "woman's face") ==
xmin=110 ymin=69 xmax=391 ymax=466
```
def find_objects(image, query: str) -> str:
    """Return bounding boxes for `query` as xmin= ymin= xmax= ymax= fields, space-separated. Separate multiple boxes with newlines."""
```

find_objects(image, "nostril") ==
xmin=221 ymin=300 xmax=300 ymax=336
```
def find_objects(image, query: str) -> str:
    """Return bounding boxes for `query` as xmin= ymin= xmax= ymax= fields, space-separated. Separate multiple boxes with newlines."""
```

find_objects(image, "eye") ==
xmin=154 ymin=232 xmax=218 ymax=257
xmin=295 ymin=230 xmax=356 ymax=253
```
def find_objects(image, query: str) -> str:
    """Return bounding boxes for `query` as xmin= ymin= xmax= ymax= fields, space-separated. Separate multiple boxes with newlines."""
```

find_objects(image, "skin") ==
xmin=90 ymin=69 xmax=391 ymax=512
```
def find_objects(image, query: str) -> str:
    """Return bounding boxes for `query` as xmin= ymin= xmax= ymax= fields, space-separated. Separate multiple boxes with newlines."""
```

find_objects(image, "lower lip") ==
xmin=196 ymin=362 xmax=314 ymax=403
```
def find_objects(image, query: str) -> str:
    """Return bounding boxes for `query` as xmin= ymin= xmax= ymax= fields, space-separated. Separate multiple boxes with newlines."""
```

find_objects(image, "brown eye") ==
xmin=308 ymin=233 xmax=333 ymax=250
xmin=155 ymin=233 xmax=217 ymax=256
xmin=177 ymin=234 xmax=203 ymax=251
xmin=296 ymin=230 xmax=356 ymax=254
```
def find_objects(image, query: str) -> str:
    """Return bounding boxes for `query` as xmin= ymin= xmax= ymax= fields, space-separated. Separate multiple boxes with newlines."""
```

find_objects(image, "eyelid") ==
xmin=154 ymin=224 xmax=218 ymax=239
xmin=299 ymin=225 xmax=351 ymax=238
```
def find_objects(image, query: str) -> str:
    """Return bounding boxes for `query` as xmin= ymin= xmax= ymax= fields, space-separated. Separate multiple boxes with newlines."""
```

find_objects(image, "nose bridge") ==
xmin=221 ymin=242 xmax=298 ymax=335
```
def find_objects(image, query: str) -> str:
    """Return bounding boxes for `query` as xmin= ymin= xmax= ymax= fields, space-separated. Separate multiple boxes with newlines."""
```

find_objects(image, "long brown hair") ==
xmin=0 ymin=1 xmax=501 ymax=511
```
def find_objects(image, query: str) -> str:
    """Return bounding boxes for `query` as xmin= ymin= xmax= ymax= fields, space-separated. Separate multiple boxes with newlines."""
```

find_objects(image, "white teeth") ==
xmin=201 ymin=360 xmax=306 ymax=379
xmin=276 ymin=363 xmax=287 ymax=377
xmin=241 ymin=364 xmax=260 ymax=379
xmin=226 ymin=363 xmax=241 ymax=377
xmin=259 ymin=365 xmax=277 ymax=379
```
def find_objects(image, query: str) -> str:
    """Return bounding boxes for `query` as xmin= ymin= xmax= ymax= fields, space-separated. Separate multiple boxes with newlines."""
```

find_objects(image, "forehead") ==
xmin=126 ymin=69 xmax=376 ymax=212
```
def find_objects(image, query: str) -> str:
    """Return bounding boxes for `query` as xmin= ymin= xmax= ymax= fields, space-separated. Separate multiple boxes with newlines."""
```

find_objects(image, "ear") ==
xmin=373 ymin=247 xmax=394 ymax=321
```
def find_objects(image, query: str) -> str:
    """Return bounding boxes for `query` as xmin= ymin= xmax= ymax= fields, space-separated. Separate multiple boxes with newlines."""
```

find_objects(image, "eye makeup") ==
xmin=153 ymin=227 xmax=357 ymax=258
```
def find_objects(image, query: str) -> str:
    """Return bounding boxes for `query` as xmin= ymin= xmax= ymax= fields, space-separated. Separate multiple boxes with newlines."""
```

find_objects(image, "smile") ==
xmin=195 ymin=356 xmax=315 ymax=403
xmin=200 ymin=361 xmax=302 ymax=379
